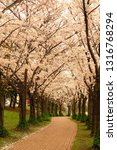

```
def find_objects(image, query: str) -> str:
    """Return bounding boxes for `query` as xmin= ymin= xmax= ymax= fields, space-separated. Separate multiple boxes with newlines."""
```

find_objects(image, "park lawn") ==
xmin=72 ymin=121 xmax=94 ymax=150
xmin=0 ymin=110 xmax=50 ymax=149
xmin=4 ymin=110 xmax=29 ymax=130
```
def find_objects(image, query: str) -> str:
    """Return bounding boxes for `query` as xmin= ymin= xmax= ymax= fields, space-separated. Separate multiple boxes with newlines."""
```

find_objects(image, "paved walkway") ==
xmin=8 ymin=117 xmax=77 ymax=150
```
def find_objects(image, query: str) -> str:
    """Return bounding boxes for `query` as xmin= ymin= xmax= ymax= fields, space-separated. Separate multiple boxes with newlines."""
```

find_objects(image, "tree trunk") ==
xmin=29 ymin=93 xmax=36 ymax=123
xmin=48 ymin=101 xmax=51 ymax=114
xmin=13 ymin=93 xmax=17 ymax=108
xmin=59 ymin=104 xmax=62 ymax=116
xmin=44 ymin=98 xmax=48 ymax=114
xmin=55 ymin=104 xmax=58 ymax=116
xmin=18 ymin=69 xmax=27 ymax=127
xmin=91 ymin=78 xmax=100 ymax=136
xmin=37 ymin=99 xmax=41 ymax=119
xmin=78 ymin=99 xmax=81 ymax=116
xmin=91 ymin=90 xmax=95 ymax=135
xmin=0 ymin=72 xmax=4 ymax=127
xmin=19 ymin=93 xmax=26 ymax=125
xmin=67 ymin=105 xmax=71 ymax=116
xmin=51 ymin=102 xmax=54 ymax=115
xmin=82 ymin=97 xmax=86 ymax=116
xmin=94 ymin=69 xmax=100 ymax=133
xmin=72 ymin=99 xmax=76 ymax=116
xmin=9 ymin=95 xmax=14 ymax=107
xmin=87 ymin=89 xmax=93 ymax=129
xmin=88 ymin=90 xmax=93 ymax=122
xmin=0 ymin=96 xmax=4 ymax=127
xmin=41 ymin=97 xmax=44 ymax=116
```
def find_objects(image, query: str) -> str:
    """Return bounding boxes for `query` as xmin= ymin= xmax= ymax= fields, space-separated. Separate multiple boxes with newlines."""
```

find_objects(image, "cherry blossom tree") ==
xmin=0 ymin=1 xmax=99 ymax=147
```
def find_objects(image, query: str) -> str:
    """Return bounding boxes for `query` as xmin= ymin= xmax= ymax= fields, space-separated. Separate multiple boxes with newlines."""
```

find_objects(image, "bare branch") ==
xmin=88 ymin=4 xmax=100 ymax=15
xmin=0 ymin=27 xmax=20 ymax=46
xmin=2 ymin=0 xmax=23 ymax=13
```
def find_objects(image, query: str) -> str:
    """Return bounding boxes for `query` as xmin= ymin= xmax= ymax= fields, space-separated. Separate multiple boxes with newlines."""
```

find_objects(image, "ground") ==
xmin=6 ymin=117 xmax=77 ymax=150
xmin=71 ymin=121 xmax=94 ymax=150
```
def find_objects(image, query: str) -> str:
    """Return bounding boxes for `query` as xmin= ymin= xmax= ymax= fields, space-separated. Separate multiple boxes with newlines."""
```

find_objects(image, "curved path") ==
xmin=8 ymin=117 xmax=77 ymax=150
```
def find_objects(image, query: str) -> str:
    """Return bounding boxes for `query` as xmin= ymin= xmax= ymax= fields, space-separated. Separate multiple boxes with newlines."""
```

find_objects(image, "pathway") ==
xmin=8 ymin=117 xmax=77 ymax=150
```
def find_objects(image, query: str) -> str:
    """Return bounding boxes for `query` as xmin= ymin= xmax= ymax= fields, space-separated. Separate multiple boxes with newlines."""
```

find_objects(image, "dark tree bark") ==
xmin=59 ymin=103 xmax=62 ymax=116
xmin=40 ymin=96 xmax=48 ymax=116
xmin=13 ymin=93 xmax=17 ymax=108
xmin=72 ymin=99 xmax=77 ymax=117
xmin=87 ymin=89 xmax=94 ymax=130
xmin=43 ymin=98 xmax=48 ymax=114
xmin=0 ymin=72 xmax=4 ymax=127
xmin=82 ymin=96 xmax=87 ymax=116
xmin=18 ymin=69 xmax=27 ymax=127
xmin=88 ymin=89 xmax=93 ymax=122
xmin=37 ymin=98 xmax=41 ymax=119
xmin=78 ymin=99 xmax=81 ymax=116
xmin=55 ymin=103 xmax=58 ymax=116
xmin=67 ymin=105 xmax=71 ymax=116
xmin=51 ymin=102 xmax=54 ymax=115
xmin=48 ymin=101 xmax=51 ymax=114
xmin=41 ymin=97 xmax=44 ymax=116
xmin=28 ymin=91 xmax=36 ymax=123
xmin=0 ymin=97 xmax=4 ymax=127
xmin=94 ymin=68 xmax=100 ymax=133
xmin=9 ymin=95 xmax=14 ymax=107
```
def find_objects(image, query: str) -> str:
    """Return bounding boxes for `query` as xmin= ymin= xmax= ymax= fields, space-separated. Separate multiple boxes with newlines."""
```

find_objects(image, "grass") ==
xmin=0 ymin=110 xmax=51 ymax=149
xmin=72 ymin=121 xmax=94 ymax=150
xmin=4 ymin=110 xmax=29 ymax=130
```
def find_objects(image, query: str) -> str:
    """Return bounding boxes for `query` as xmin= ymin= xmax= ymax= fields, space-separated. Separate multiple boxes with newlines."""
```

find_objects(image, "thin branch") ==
xmin=2 ymin=0 xmax=23 ymax=13
xmin=39 ymin=63 xmax=64 ymax=87
xmin=88 ymin=4 xmax=100 ymax=15
xmin=0 ymin=27 xmax=20 ymax=46
xmin=0 ymin=19 xmax=14 ymax=27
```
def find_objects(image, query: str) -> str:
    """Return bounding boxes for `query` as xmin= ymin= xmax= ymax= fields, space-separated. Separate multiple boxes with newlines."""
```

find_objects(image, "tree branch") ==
xmin=2 ymin=0 xmax=23 ymax=13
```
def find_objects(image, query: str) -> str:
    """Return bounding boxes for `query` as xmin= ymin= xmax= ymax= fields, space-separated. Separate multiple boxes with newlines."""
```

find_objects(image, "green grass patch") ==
xmin=0 ymin=110 xmax=51 ymax=149
xmin=72 ymin=121 xmax=94 ymax=150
